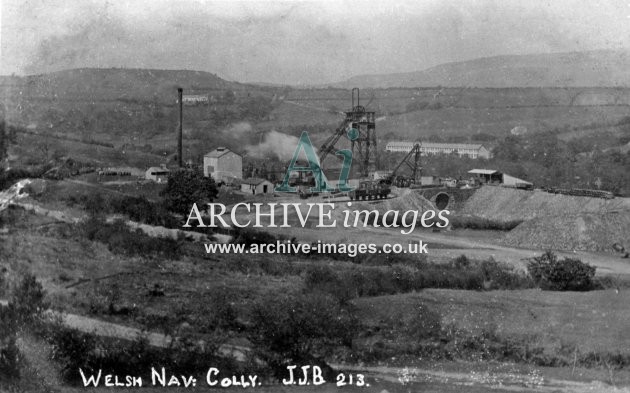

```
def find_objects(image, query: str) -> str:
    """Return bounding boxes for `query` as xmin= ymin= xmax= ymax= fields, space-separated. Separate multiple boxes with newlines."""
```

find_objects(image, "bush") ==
xmin=404 ymin=304 xmax=442 ymax=340
xmin=83 ymin=192 xmax=107 ymax=217
xmin=204 ymin=289 xmax=238 ymax=330
xmin=0 ymin=274 xmax=47 ymax=381
xmin=231 ymin=228 xmax=281 ymax=246
xmin=110 ymin=195 xmax=163 ymax=224
xmin=46 ymin=325 xmax=236 ymax=385
xmin=304 ymin=256 xmax=531 ymax=302
xmin=304 ymin=264 xmax=354 ymax=304
xmin=479 ymin=258 xmax=533 ymax=290
xmin=527 ymin=251 xmax=596 ymax=291
xmin=249 ymin=292 xmax=355 ymax=379
xmin=10 ymin=273 xmax=47 ymax=327
xmin=0 ymin=304 xmax=20 ymax=381
xmin=81 ymin=217 xmax=182 ymax=259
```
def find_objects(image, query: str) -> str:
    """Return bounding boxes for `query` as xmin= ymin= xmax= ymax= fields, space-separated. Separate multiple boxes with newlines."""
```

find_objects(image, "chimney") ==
xmin=177 ymin=87 xmax=183 ymax=167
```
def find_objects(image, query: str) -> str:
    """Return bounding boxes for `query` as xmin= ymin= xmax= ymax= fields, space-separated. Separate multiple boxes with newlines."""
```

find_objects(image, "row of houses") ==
xmin=385 ymin=141 xmax=491 ymax=159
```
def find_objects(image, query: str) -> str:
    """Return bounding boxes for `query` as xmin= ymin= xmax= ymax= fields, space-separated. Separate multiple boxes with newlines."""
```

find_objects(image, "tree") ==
xmin=492 ymin=135 xmax=523 ymax=161
xmin=0 ymin=120 xmax=8 ymax=162
xmin=223 ymin=90 xmax=236 ymax=105
xmin=161 ymin=168 xmax=218 ymax=215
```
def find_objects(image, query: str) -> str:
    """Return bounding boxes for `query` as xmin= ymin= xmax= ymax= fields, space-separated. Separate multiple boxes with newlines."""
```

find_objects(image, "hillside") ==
xmin=0 ymin=68 xmax=251 ymax=104
xmin=334 ymin=49 xmax=630 ymax=88
xmin=2 ymin=67 xmax=630 ymax=175
xmin=0 ymin=68 xmax=287 ymax=168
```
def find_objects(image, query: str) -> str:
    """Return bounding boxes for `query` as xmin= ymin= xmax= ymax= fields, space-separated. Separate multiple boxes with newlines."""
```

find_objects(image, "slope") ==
xmin=335 ymin=49 xmax=630 ymax=88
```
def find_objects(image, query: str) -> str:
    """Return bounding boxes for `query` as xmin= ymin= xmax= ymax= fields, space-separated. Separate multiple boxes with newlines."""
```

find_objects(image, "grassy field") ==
xmin=354 ymin=288 xmax=630 ymax=354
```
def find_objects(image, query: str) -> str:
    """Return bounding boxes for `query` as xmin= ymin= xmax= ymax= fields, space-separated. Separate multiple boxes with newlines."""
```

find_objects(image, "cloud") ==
xmin=4 ymin=0 xmax=630 ymax=84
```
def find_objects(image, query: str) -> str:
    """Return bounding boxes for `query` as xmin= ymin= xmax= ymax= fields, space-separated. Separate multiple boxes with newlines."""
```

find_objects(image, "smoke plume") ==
xmin=245 ymin=130 xmax=308 ymax=161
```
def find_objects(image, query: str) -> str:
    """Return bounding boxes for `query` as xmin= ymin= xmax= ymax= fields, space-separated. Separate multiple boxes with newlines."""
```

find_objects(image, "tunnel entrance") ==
xmin=435 ymin=192 xmax=450 ymax=210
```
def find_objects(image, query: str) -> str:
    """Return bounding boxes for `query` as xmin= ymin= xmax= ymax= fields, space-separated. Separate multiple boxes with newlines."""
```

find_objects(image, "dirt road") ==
xmin=7 ymin=303 xmax=627 ymax=392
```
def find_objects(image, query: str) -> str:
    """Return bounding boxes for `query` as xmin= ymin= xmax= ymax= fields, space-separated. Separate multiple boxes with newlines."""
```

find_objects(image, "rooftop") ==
xmin=146 ymin=166 xmax=170 ymax=173
xmin=386 ymin=141 xmax=485 ymax=150
xmin=468 ymin=169 xmax=499 ymax=175
xmin=205 ymin=147 xmax=241 ymax=158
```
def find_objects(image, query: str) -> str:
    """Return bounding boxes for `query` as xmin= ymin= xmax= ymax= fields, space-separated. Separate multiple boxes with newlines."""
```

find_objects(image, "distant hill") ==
xmin=332 ymin=50 xmax=630 ymax=88
xmin=0 ymin=68 xmax=249 ymax=103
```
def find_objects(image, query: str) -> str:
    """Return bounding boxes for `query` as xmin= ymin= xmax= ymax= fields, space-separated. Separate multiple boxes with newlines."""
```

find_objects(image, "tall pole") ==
xmin=177 ymin=87 xmax=183 ymax=167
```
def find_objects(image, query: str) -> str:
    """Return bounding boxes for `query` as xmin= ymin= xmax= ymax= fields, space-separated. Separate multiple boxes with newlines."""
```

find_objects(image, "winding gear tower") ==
xmin=348 ymin=88 xmax=377 ymax=178
xmin=319 ymin=88 xmax=377 ymax=178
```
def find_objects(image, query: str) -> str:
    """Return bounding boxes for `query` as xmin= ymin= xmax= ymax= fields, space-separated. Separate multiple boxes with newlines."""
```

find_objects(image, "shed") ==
xmin=468 ymin=169 xmax=503 ymax=184
xmin=145 ymin=166 xmax=170 ymax=182
xmin=241 ymin=178 xmax=274 ymax=195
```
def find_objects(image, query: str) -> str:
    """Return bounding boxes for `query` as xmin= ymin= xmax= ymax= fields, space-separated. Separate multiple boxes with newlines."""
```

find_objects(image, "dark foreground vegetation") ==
xmin=0 ymin=253 xmax=624 ymax=391
xmin=0 ymin=207 xmax=617 ymax=389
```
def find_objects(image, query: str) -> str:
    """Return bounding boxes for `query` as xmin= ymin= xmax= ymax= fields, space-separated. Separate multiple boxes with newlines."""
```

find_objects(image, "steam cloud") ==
xmin=245 ymin=130 xmax=308 ymax=161
xmin=223 ymin=122 xmax=253 ymax=137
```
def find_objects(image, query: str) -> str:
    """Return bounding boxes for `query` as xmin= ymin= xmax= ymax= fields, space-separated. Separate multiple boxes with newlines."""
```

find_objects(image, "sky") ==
xmin=1 ymin=0 xmax=629 ymax=85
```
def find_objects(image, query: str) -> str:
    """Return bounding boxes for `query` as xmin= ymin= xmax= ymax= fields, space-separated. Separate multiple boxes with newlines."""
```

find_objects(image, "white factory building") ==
xmin=385 ymin=141 xmax=490 ymax=159
xmin=182 ymin=95 xmax=209 ymax=105
xmin=203 ymin=147 xmax=242 ymax=183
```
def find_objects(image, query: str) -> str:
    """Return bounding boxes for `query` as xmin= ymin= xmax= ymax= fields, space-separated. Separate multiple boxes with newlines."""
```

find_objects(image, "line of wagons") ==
xmin=541 ymin=187 xmax=615 ymax=199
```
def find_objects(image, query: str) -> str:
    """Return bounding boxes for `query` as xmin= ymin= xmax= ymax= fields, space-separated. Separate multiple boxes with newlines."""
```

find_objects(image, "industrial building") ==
xmin=203 ymin=147 xmax=243 ymax=183
xmin=386 ymin=141 xmax=490 ymax=159
xmin=182 ymin=95 xmax=209 ymax=105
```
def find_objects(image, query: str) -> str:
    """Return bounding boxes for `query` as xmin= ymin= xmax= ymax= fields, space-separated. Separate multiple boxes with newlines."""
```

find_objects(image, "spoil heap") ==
xmin=461 ymin=186 xmax=629 ymax=223
xmin=460 ymin=186 xmax=630 ymax=252
xmin=502 ymin=211 xmax=630 ymax=252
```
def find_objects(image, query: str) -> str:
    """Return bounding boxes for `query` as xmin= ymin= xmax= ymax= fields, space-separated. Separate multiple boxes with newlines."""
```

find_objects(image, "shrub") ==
xmin=451 ymin=254 xmax=471 ymax=269
xmin=204 ymin=289 xmax=238 ymax=330
xmin=231 ymin=228 xmax=280 ymax=246
xmin=304 ymin=256 xmax=531 ymax=302
xmin=109 ymin=195 xmax=179 ymax=228
xmin=479 ymin=258 xmax=533 ymax=290
xmin=46 ymin=324 xmax=235 ymax=385
xmin=83 ymin=192 xmax=107 ymax=217
xmin=527 ymin=251 xmax=596 ymax=291
xmin=0 ymin=274 xmax=47 ymax=381
xmin=10 ymin=274 xmax=47 ymax=328
xmin=304 ymin=264 xmax=353 ymax=304
xmin=250 ymin=292 xmax=355 ymax=379
xmin=81 ymin=218 xmax=182 ymax=259
xmin=0 ymin=304 xmax=20 ymax=381
xmin=404 ymin=304 xmax=442 ymax=340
